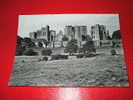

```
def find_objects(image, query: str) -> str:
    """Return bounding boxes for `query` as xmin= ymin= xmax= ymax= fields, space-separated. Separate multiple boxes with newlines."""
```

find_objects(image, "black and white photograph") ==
xmin=9 ymin=14 xmax=129 ymax=86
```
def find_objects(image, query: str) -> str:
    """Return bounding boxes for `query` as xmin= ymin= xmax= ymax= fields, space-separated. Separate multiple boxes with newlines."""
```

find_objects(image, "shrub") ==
xmin=76 ymin=53 xmax=96 ymax=58
xmin=84 ymin=53 xmax=96 ymax=58
xmin=112 ymin=30 xmax=121 ymax=40
xmin=51 ymin=54 xmax=68 ymax=60
xmin=38 ymin=57 xmax=48 ymax=62
xmin=65 ymin=39 xmax=78 ymax=55
xmin=16 ymin=36 xmax=25 ymax=56
xmin=110 ymin=49 xmax=117 ymax=55
xmin=62 ymin=35 xmax=69 ymax=41
xmin=82 ymin=40 xmax=96 ymax=54
xmin=41 ymin=48 xmax=52 ymax=56
xmin=16 ymin=47 xmax=25 ymax=56
xmin=42 ymin=56 xmax=48 ymax=61
xmin=76 ymin=54 xmax=84 ymax=58
xmin=23 ymin=49 xmax=38 ymax=56
xmin=23 ymin=37 xmax=35 ymax=48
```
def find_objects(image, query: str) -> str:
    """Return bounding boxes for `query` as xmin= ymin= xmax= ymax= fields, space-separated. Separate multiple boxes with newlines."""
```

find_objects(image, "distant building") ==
xmin=50 ymin=30 xmax=56 ymax=41
xmin=64 ymin=26 xmax=75 ymax=40
xmin=29 ymin=24 xmax=111 ymax=48
xmin=29 ymin=25 xmax=51 ymax=41
xmin=64 ymin=25 xmax=87 ymax=46
xmin=91 ymin=24 xmax=110 ymax=47
xmin=55 ymin=30 xmax=64 ymax=42
xmin=29 ymin=25 xmax=57 ymax=48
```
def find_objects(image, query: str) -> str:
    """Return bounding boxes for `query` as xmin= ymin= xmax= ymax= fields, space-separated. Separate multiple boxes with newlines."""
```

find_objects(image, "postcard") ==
xmin=9 ymin=14 xmax=129 ymax=86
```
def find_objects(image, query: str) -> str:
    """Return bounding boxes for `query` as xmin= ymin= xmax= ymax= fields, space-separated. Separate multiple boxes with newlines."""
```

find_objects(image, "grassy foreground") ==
xmin=9 ymin=48 xmax=129 ymax=87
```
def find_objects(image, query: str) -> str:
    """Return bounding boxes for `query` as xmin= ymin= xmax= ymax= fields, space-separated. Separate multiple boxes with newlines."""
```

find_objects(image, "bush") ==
xmin=23 ymin=37 xmax=35 ymax=48
xmin=76 ymin=54 xmax=84 ymax=58
xmin=112 ymin=30 xmax=121 ymax=40
xmin=42 ymin=56 xmax=48 ymax=61
xmin=110 ymin=49 xmax=117 ymax=55
xmin=84 ymin=53 xmax=96 ymax=58
xmin=16 ymin=47 xmax=25 ymax=56
xmin=82 ymin=40 xmax=96 ymax=54
xmin=65 ymin=39 xmax=78 ymax=55
xmin=76 ymin=53 xmax=96 ymax=58
xmin=51 ymin=54 xmax=68 ymax=60
xmin=41 ymin=48 xmax=52 ymax=56
xmin=62 ymin=35 xmax=69 ymax=41
xmin=23 ymin=49 xmax=38 ymax=56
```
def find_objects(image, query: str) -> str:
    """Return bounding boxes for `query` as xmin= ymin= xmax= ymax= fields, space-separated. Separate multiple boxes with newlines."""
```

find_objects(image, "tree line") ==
xmin=16 ymin=30 xmax=121 ymax=56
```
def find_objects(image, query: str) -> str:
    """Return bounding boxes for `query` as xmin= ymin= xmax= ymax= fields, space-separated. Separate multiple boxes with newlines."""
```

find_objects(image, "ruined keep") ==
xmin=64 ymin=25 xmax=87 ymax=46
xmin=29 ymin=25 xmax=56 ymax=47
xmin=29 ymin=24 xmax=111 ymax=48
xmin=29 ymin=25 xmax=51 ymax=41
xmin=91 ymin=24 xmax=110 ymax=47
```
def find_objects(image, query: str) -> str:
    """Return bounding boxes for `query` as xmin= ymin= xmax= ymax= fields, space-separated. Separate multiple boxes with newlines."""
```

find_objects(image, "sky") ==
xmin=18 ymin=14 xmax=120 ymax=37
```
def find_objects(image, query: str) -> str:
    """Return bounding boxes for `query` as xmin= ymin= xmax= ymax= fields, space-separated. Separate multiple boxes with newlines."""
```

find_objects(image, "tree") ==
xmin=23 ymin=49 xmax=38 ymax=56
xmin=110 ymin=49 xmax=117 ymax=55
xmin=16 ymin=47 xmax=25 ymax=56
xmin=112 ymin=30 xmax=121 ymax=47
xmin=65 ymin=39 xmax=78 ymax=55
xmin=16 ymin=36 xmax=25 ymax=56
xmin=16 ymin=36 xmax=36 ymax=56
xmin=23 ymin=37 xmax=35 ymax=48
xmin=16 ymin=36 xmax=23 ymax=47
xmin=62 ymin=35 xmax=69 ymax=41
xmin=112 ymin=30 xmax=121 ymax=40
xmin=82 ymin=40 xmax=95 ymax=54
xmin=41 ymin=48 xmax=52 ymax=56
xmin=86 ymin=35 xmax=93 ymax=41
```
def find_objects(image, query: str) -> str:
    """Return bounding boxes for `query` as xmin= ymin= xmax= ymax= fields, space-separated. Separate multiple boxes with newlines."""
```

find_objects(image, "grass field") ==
xmin=9 ymin=48 xmax=129 ymax=87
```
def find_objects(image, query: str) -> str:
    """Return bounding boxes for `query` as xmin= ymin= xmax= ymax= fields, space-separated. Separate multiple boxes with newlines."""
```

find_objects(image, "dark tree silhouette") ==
xmin=23 ymin=37 xmax=35 ymax=48
xmin=112 ymin=30 xmax=121 ymax=40
xmin=23 ymin=49 xmax=37 ymax=56
xmin=16 ymin=36 xmax=36 ymax=56
xmin=16 ymin=36 xmax=23 ymax=47
xmin=65 ymin=39 xmax=78 ymax=55
xmin=82 ymin=40 xmax=96 ymax=54
xmin=62 ymin=35 xmax=69 ymax=41
xmin=16 ymin=36 xmax=25 ymax=56
xmin=112 ymin=30 xmax=121 ymax=47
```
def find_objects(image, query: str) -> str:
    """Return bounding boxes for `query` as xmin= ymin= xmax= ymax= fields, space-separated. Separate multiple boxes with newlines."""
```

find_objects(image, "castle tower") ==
xmin=91 ymin=24 xmax=109 ymax=47
xmin=64 ymin=26 xmax=75 ymax=40
xmin=79 ymin=26 xmax=87 ymax=41
xmin=74 ymin=26 xmax=81 ymax=41
xmin=50 ymin=30 xmax=56 ymax=41
xmin=64 ymin=25 xmax=88 ymax=47
xmin=80 ymin=26 xmax=87 ymax=36
xmin=46 ymin=25 xmax=51 ymax=41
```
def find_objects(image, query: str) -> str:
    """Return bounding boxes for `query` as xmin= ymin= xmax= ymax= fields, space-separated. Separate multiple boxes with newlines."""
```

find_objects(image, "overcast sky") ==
xmin=18 ymin=14 xmax=120 ymax=37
